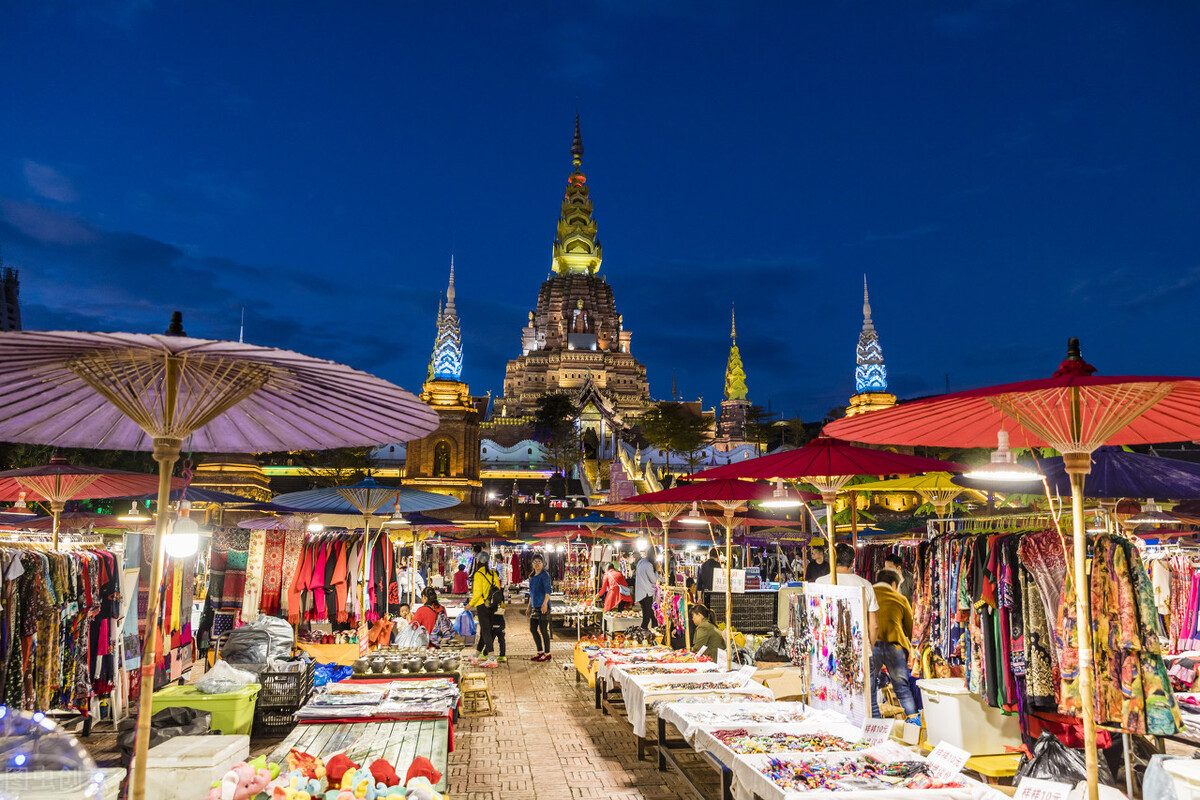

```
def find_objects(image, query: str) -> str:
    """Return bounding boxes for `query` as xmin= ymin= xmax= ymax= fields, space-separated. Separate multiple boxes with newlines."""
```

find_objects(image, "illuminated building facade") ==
xmin=846 ymin=277 xmax=897 ymax=416
xmin=497 ymin=116 xmax=650 ymax=420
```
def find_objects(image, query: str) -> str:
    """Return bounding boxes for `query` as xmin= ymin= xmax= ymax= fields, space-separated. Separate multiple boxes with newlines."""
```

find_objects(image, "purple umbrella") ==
xmin=0 ymin=314 xmax=439 ymax=800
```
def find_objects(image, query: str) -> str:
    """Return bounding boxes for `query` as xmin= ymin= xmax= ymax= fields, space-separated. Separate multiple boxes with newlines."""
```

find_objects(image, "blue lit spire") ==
xmin=855 ymin=276 xmax=888 ymax=393
xmin=432 ymin=258 xmax=463 ymax=381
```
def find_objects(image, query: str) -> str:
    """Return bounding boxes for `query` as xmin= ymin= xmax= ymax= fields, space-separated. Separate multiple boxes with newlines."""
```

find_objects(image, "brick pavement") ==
xmin=448 ymin=607 xmax=715 ymax=800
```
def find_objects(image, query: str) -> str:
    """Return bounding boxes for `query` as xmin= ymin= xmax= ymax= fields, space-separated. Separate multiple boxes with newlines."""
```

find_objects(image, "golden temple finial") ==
xmin=551 ymin=114 xmax=602 ymax=275
xmin=725 ymin=304 xmax=748 ymax=402
xmin=572 ymin=113 xmax=584 ymax=168
xmin=731 ymin=303 xmax=737 ymax=339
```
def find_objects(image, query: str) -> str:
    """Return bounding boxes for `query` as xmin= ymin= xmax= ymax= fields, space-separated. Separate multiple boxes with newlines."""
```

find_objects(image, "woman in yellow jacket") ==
xmin=467 ymin=552 xmax=506 ymax=663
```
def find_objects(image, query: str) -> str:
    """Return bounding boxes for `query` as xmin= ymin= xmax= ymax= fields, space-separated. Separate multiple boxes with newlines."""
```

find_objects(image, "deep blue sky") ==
xmin=2 ymin=2 xmax=1197 ymax=420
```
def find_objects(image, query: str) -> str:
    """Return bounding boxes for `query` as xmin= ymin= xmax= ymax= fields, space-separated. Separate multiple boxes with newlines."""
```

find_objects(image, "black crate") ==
xmin=252 ymin=707 xmax=297 ymax=738
xmin=257 ymin=661 xmax=314 ymax=708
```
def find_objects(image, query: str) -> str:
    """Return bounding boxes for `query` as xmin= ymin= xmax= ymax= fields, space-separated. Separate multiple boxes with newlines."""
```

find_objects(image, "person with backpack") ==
xmin=467 ymin=551 xmax=506 ymax=663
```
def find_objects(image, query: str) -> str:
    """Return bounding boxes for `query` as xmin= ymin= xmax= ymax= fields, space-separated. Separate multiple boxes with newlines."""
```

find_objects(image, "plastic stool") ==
xmin=461 ymin=672 xmax=493 ymax=717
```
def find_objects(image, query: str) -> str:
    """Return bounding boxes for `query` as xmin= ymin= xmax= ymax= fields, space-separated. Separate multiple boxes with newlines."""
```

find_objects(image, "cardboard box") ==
xmin=753 ymin=668 xmax=785 ymax=684
xmin=766 ymin=673 xmax=807 ymax=702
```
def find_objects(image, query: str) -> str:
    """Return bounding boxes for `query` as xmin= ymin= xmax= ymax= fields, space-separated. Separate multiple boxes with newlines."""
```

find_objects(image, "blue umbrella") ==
xmin=545 ymin=511 xmax=626 ymax=529
xmin=272 ymin=478 xmax=458 ymax=621
xmin=272 ymin=477 xmax=459 ymax=516
xmin=955 ymin=446 xmax=1200 ymax=499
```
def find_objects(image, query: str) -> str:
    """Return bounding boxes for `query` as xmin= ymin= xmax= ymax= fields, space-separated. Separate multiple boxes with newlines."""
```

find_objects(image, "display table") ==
xmin=620 ymin=673 xmax=774 ymax=739
xmin=264 ymin=718 xmax=449 ymax=796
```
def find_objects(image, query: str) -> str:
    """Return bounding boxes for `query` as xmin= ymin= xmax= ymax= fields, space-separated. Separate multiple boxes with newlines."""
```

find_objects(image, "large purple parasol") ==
xmin=0 ymin=315 xmax=440 ymax=800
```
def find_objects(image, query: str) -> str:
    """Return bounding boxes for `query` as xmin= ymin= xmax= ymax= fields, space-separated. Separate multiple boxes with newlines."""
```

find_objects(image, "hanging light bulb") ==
xmin=164 ymin=500 xmax=200 ymax=558
xmin=381 ymin=504 xmax=410 ymax=528
xmin=760 ymin=477 xmax=802 ymax=509
xmin=680 ymin=501 xmax=708 ymax=525
xmin=962 ymin=430 xmax=1044 ymax=483
xmin=118 ymin=501 xmax=150 ymax=523
xmin=1123 ymin=500 xmax=1175 ymax=527
xmin=307 ymin=520 xmax=324 ymax=533
xmin=635 ymin=537 xmax=648 ymax=551
xmin=6 ymin=490 xmax=36 ymax=516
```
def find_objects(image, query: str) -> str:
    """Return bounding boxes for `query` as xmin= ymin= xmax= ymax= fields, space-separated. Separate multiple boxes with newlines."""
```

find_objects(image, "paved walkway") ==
xmin=447 ymin=607 xmax=712 ymax=800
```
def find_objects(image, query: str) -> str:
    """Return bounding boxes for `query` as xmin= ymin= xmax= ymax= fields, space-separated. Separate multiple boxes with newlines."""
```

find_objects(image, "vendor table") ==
xmin=264 ymin=718 xmax=449 ymax=796
xmin=618 ymin=672 xmax=774 ymax=759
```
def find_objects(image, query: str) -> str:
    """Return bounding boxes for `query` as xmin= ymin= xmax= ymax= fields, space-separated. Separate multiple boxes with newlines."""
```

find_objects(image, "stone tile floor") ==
xmin=448 ymin=607 xmax=716 ymax=800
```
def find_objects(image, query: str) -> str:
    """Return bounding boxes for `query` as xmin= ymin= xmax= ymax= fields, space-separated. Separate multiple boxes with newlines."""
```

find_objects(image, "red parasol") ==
xmin=825 ymin=338 xmax=1200 ymax=799
xmin=691 ymin=438 xmax=964 ymax=585
xmin=0 ymin=455 xmax=182 ymax=547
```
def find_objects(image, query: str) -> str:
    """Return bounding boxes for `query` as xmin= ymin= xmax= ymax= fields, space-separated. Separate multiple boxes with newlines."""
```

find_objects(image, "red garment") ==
xmin=597 ymin=568 xmax=631 ymax=612
xmin=412 ymin=604 xmax=443 ymax=635
xmin=329 ymin=541 xmax=348 ymax=622
xmin=287 ymin=542 xmax=313 ymax=625
xmin=452 ymin=570 xmax=469 ymax=594
xmin=310 ymin=543 xmax=329 ymax=622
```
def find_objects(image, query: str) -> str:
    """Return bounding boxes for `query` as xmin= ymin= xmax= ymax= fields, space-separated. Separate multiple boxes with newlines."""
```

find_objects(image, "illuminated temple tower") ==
xmin=714 ymin=305 xmax=751 ymax=448
xmin=404 ymin=260 xmax=484 ymax=515
xmin=497 ymin=116 xmax=650 ymax=419
xmin=846 ymin=277 xmax=897 ymax=416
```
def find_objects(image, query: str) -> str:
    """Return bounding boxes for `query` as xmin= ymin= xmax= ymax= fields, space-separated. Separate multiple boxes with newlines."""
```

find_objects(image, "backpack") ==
xmin=481 ymin=569 xmax=503 ymax=611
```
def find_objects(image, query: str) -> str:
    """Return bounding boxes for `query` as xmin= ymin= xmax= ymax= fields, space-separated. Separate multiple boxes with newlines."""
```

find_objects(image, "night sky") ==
xmin=2 ymin=2 xmax=1197 ymax=421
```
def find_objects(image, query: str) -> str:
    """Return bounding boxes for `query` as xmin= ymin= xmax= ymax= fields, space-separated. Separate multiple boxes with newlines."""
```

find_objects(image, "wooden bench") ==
xmin=265 ymin=719 xmax=450 ymax=795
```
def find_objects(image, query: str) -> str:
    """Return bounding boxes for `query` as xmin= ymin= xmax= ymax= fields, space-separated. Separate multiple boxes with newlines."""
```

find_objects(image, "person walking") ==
xmin=526 ymin=553 xmax=553 ymax=662
xmin=689 ymin=604 xmax=725 ymax=658
xmin=872 ymin=568 xmax=917 ymax=717
xmin=635 ymin=550 xmax=661 ymax=630
xmin=467 ymin=551 xmax=506 ymax=664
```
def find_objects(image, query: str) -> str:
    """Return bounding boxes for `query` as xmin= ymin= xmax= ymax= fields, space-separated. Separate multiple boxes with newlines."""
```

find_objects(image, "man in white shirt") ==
xmin=814 ymin=543 xmax=879 ymax=646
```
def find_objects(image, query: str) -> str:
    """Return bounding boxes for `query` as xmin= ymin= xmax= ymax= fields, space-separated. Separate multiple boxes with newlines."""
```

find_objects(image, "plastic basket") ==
xmin=252 ymin=707 xmax=297 ymax=738
xmin=257 ymin=661 xmax=314 ymax=708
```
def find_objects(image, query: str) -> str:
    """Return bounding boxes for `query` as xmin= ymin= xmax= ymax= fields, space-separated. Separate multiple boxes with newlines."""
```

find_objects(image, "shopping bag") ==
xmin=753 ymin=628 xmax=790 ymax=662
xmin=1013 ymin=731 xmax=1116 ymax=786
xmin=395 ymin=622 xmax=430 ymax=649
xmin=454 ymin=610 xmax=477 ymax=637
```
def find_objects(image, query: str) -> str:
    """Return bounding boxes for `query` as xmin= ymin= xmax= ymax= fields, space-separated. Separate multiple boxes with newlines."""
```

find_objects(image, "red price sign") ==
xmin=357 ymin=623 xmax=369 ymax=656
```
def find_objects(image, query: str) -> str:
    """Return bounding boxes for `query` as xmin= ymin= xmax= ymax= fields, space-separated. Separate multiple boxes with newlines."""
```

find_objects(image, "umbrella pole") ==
xmin=723 ymin=511 xmax=733 ymax=658
xmin=129 ymin=437 xmax=181 ymax=800
xmin=821 ymin=490 xmax=838 ymax=586
xmin=1064 ymin=453 xmax=1098 ymax=800
xmin=362 ymin=514 xmax=371 ymax=651
xmin=849 ymin=491 xmax=858 ymax=551
xmin=51 ymin=499 xmax=64 ymax=550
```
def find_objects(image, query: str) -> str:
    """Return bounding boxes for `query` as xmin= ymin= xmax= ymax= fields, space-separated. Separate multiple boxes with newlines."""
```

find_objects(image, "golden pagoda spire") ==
xmin=724 ymin=303 xmax=748 ymax=401
xmin=551 ymin=114 xmax=603 ymax=275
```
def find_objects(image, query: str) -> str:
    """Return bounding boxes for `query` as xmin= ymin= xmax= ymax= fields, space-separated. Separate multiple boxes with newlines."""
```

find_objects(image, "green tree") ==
xmin=741 ymin=404 xmax=778 ymax=452
xmin=533 ymin=392 xmax=580 ymax=476
xmin=267 ymin=447 xmax=373 ymax=488
xmin=639 ymin=402 xmax=710 ymax=476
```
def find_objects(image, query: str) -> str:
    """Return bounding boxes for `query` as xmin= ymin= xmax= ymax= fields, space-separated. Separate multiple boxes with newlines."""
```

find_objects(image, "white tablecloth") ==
xmin=658 ymin=702 xmax=820 ymax=745
xmin=693 ymin=720 xmax=867 ymax=772
xmin=622 ymin=673 xmax=774 ymax=738
xmin=607 ymin=661 xmax=722 ymax=686
xmin=590 ymin=646 xmax=681 ymax=682
xmin=733 ymin=752 xmax=1007 ymax=800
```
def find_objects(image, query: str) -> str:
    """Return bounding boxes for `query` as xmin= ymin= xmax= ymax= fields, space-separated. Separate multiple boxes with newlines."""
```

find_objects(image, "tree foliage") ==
xmin=533 ymin=392 xmax=580 ymax=476
xmin=639 ymin=402 xmax=710 ymax=475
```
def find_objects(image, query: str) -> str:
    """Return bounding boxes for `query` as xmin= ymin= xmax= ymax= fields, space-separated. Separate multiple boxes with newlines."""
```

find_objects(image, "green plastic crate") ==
xmin=151 ymin=683 xmax=260 ymax=736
